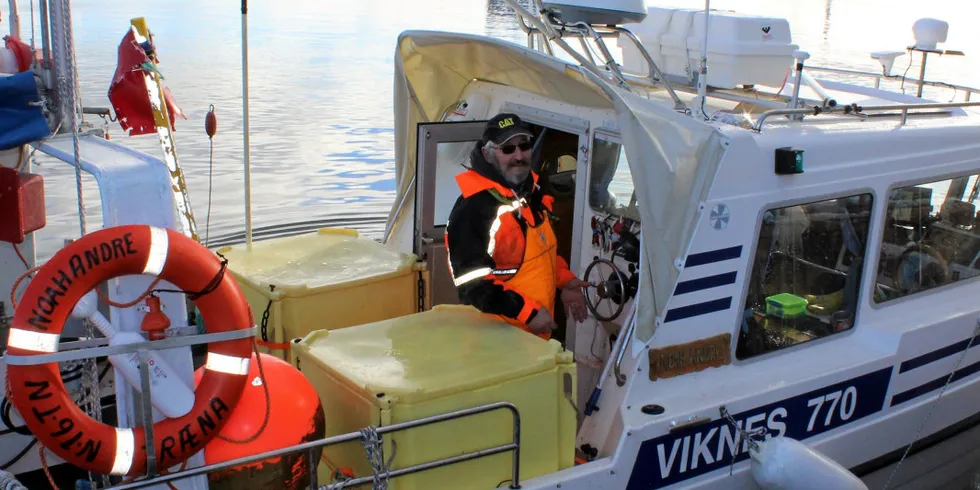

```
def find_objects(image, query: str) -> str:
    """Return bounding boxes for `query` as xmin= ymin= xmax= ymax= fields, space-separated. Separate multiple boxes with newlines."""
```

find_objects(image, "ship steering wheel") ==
xmin=893 ymin=243 xmax=951 ymax=294
xmin=583 ymin=258 xmax=629 ymax=321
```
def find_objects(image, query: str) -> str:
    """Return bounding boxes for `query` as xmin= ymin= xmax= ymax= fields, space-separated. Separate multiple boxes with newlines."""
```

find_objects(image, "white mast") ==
xmin=241 ymin=0 xmax=253 ymax=250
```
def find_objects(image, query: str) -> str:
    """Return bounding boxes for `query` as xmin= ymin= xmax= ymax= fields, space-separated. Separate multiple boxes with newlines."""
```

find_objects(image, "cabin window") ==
xmin=589 ymin=133 xmax=639 ymax=221
xmin=874 ymin=175 xmax=980 ymax=302
xmin=736 ymin=193 xmax=874 ymax=360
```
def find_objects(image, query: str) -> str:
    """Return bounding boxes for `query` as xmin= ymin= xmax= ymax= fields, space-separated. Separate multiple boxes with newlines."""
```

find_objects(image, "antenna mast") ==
xmin=694 ymin=0 xmax=711 ymax=120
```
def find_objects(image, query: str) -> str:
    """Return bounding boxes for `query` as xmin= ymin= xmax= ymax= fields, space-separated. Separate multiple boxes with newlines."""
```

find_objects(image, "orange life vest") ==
xmin=451 ymin=169 xmax=575 ymax=340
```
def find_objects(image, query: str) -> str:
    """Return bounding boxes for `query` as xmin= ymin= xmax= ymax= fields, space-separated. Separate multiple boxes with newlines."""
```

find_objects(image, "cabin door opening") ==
xmin=414 ymin=119 xmax=583 ymax=344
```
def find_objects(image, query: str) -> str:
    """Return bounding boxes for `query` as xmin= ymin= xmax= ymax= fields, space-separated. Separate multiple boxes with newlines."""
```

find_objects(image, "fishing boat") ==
xmin=2 ymin=0 xmax=980 ymax=488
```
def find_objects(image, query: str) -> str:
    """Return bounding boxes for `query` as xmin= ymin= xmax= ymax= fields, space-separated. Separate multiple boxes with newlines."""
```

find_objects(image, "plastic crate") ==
xmin=219 ymin=228 xmax=424 ymax=360
xmin=290 ymin=305 xmax=577 ymax=489
xmin=766 ymin=293 xmax=808 ymax=319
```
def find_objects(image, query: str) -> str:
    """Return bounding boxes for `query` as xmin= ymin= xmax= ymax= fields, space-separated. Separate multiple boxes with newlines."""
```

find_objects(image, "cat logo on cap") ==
xmin=498 ymin=117 xmax=515 ymax=129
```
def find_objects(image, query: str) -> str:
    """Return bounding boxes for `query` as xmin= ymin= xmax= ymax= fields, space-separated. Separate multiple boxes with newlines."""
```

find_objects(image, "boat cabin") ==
xmin=371 ymin=10 xmax=980 ymax=487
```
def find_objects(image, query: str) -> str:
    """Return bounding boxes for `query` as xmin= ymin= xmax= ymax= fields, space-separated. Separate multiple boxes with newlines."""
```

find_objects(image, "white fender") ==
xmin=750 ymin=436 xmax=868 ymax=490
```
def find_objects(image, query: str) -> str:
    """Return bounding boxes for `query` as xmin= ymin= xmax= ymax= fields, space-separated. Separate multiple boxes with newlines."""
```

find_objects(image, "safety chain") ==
xmin=718 ymin=405 xmax=768 ymax=476
xmin=260 ymin=285 xmax=275 ymax=342
xmin=416 ymin=271 xmax=425 ymax=313
xmin=81 ymin=319 xmax=110 ymax=488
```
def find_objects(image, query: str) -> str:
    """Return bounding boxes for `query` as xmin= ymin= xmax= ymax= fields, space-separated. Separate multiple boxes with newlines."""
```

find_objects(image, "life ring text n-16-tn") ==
xmin=5 ymin=225 xmax=253 ymax=476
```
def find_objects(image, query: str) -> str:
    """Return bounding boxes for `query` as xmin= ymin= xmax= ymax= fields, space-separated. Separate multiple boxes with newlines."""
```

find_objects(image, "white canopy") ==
xmin=384 ymin=30 xmax=728 ymax=341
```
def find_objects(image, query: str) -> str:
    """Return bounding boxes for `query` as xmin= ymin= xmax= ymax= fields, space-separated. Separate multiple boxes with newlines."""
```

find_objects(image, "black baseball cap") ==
xmin=483 ymin=113 xmax=533 ymax=146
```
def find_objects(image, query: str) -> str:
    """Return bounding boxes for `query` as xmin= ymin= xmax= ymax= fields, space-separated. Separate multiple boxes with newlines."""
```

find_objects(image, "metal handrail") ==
xmin=613 ymin=307 xmax=637 ymax=387
xmin=806 ymin=65 xmax=979 ymax=101
xmin=502 ymin=0 xmax=621 ymax=95
xmin=607 ymin=26 xmax=686 ymax=111
xmin=752 ymin=100 xmax=980 ymax=132
xmin=569 ymin=22 xmax=630 ymax=90
xmin=1 ymin=327 xmax=258 ymax=366
xmin=515 ymin=6 xmax=688 ymax=110
xmin=514 ymin=8 xmax=553 ymax=56
xmin=110 ymin=401 xmax=522 ymax=490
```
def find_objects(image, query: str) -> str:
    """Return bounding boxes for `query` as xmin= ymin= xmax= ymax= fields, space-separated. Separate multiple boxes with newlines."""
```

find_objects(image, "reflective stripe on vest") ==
xmin=487 ymin=198 xmax=526 ymax=256
xmin=454 ymin=267 xmax=492 ymax=286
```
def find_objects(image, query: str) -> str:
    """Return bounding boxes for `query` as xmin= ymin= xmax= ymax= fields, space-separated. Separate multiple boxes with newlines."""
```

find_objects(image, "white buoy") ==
xmin=71 ymin=291 xmax=195 ymax=418
xmin=750 ymin=436 xmax=869 ymax=490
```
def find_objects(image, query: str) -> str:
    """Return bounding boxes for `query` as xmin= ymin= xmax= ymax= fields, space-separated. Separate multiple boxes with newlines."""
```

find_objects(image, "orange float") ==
xmin=197 ymin=352 xmax=325 ymax=489
xmin=4 ymin=225 xmax=253 ymax=476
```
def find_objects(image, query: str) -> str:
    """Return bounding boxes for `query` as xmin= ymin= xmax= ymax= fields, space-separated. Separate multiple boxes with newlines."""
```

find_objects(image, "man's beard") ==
xmin=488 ymin=151 xmax=529 ymax=187
xmin=503 ymin=166 xmax=529 ymax=186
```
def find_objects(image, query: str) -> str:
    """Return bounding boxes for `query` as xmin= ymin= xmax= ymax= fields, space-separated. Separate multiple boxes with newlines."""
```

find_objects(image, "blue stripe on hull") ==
xmin=899 ymin=337 xmax=980 ymax=373
xmin=664 ymin=297 xmax=732 ymax=323
xmin=891 ymin=357 xmax=980 ymax=406
xmin=684 ymin=246 xmax=742 ymax=267
xmin=673 ymin=271 xmax=738 ymax=295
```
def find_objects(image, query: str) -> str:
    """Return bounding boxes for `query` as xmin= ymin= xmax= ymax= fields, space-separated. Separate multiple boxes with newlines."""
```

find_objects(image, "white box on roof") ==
xmin=620 ymin=7 xmax=798 ymax=89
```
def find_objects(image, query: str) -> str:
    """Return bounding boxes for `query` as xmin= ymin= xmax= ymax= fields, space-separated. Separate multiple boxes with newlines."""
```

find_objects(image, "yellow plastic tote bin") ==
xmin=290 ymin=305 xmax=577 ymax=490
xmin=219 ymin=228 xmax=422 ymax=360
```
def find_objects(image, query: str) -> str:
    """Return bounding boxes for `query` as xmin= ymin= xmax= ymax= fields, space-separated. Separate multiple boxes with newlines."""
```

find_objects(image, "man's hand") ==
xmin=562 ymin=279 xmax=589 ymax=323
xmin=527 ymin=307 xmax=558 ymax=335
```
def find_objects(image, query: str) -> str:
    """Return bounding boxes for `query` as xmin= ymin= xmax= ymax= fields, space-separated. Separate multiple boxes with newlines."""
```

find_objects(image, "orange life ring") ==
xmin=4 ymin=225 xmax=253 ymax=476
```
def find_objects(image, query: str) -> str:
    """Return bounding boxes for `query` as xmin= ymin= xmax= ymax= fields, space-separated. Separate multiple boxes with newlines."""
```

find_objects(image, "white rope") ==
xmin=361 ymin=426 xmax=390 ymax=490
xmin=0 ymin=469 xmax=28 ymax=490
xmin=324 ymin=426 xmax=395 ymax=490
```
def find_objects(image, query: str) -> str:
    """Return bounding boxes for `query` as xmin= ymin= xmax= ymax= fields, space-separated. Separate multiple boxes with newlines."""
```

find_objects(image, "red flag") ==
xmin=107 ymin=28 xmax=186 ymax=136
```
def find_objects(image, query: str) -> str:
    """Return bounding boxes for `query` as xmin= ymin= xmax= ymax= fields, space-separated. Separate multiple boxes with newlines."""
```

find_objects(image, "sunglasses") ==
xmin=495 ymin=141 xmax=533 ymax=154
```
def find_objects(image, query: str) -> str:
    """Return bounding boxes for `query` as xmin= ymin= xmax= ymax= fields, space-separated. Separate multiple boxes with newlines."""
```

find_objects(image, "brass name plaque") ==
xmin=648 ymin=333 xmax=732 ymax=380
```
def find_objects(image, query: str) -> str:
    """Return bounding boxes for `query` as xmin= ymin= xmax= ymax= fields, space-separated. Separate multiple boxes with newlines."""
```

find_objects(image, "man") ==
xmin=445 ymin=113 xmax=588 ymax=340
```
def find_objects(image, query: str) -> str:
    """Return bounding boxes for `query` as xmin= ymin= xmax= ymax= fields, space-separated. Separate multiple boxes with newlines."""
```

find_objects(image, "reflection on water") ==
xmin=17 ymin=0 xmax=978 ymax=260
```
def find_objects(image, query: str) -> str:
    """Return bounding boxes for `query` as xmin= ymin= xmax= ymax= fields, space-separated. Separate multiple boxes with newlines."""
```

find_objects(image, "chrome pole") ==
xmin=612 ymin=27 xmax=686 ymax=111
xmin=752 ymin=100 xmax=980 ymax=131
xmin=47 ymin=0 xmax=69 ymax=127
xmin=501 ymin=0 xmax=611 ymax=89
xmin=241 ymin=0 xmax=253 ymax=250
xmin=6 ymin=0 xmax=20 ymax=38
xmin=694 ymin=0 xmax=711 ymax=120
xmin=38 ymin=0 xmax=52 ymax=71
xmin=916 ymin=50 xmax=928 ymax=98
